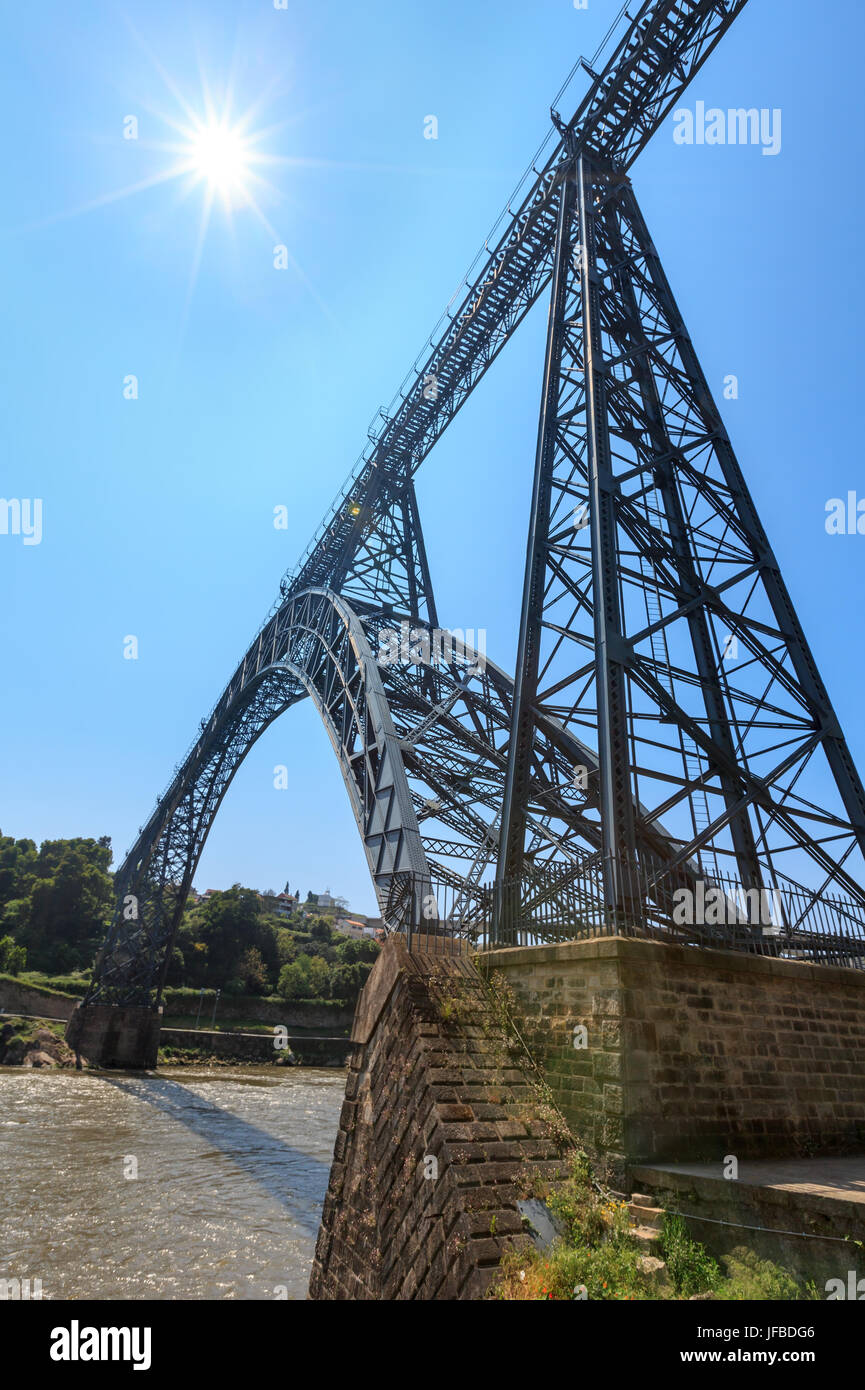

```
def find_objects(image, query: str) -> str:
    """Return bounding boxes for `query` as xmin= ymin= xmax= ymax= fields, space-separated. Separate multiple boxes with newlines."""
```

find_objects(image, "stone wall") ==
xmin=309 ymin=938 xmax=571 ymax=1300
xmin=159 ymin=1027 xmax=351 ymax=1066
xmin=491 ymin=936 xmax=865 ymax=1186
xmin=161 ymin=991 xmax=353 ymax=1032
xmin=0 ymin=978 xmax=76 ymax=1021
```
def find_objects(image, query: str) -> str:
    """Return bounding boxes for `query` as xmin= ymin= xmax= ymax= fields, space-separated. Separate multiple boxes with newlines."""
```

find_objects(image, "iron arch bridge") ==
xmin=83 ymin=0 xmax=865 ymax=1017
xmin=88 ymin=588 xmax=693 ymax=1006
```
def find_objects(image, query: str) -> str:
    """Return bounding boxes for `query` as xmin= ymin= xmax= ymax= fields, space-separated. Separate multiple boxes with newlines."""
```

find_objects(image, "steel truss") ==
xmin=88 ymin=593 xmax=695 ymax=1004
xmin=83 ymin=0 xmax=865 ymax=1006
xmin=497 ymin=154 xmax=865 ymax=919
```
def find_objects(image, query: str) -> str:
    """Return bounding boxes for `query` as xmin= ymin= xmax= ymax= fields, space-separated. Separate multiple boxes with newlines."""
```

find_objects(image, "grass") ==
xmin=5 ymin=971 xmax=84 ymax=996
xmin=1 ymin=1014 xmax=66 ymax=1046
xmin=490 ymin=1152 xmax=821 ymax=1301
xmin=660 ymin=1212 xmax=721 ymax=1297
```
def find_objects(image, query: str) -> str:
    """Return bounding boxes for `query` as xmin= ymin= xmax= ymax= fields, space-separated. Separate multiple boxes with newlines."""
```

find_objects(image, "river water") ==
xmin=0 ymin=1065 xmax=345 ymax=1300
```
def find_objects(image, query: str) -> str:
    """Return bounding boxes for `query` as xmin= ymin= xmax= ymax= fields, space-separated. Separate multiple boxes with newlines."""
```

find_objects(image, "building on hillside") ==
xmin=274 ymin=890 xmax=300 ymax=918
xmin=334 ymin=918 xmax=381 ymax=941
xmin=305 ymin=889 xmax=346 ymax=914
xmin=334 ymin=918 xmax=366 ymax=939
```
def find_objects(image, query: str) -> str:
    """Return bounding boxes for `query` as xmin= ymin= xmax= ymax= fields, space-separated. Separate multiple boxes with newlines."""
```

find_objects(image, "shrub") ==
xmin=0 ymin=937 xmax=26 ymax=975
xmin=660 ymin=1213 xmax=720 ymax=1297
xmin=715 ymin=1247 xmax=819 ymax=1301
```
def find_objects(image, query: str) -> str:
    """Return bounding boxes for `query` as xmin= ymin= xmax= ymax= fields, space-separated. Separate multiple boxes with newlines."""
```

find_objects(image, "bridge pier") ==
xmin=65 ymin=1003 xmax=161 ymax=1070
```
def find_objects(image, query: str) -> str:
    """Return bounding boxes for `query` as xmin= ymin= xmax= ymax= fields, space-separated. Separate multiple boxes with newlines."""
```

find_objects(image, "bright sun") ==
xmin=54 ymin=60 xmax=297 ymax=316
xmin=188 ymin=122 xmax=252 ymax=196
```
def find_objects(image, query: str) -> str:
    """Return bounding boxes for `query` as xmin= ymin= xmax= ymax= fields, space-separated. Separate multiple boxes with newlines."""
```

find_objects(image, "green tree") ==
xmin=5 ymin=837 xmax=114 ymax=974
xmin=190 ymin=886 xmax=279 ymax=991
xmin=337 ymin=936 xmax=380 ymax=965
xmin=0 ymin=935 xmax=26 ymax=975
xmin=0 ymin=835 xmax=37 ymax=910
xmin=329 ymin=962 xmax=359 ymax=1000
xmin=275 ymin=928 xmax=298 ymax=967
xmin=307 ymin=955 xmax=330 ymax=998
xmin=237 ymin=946 xmax=269 ymax=995
xmin=278 ymin=956 xmax=312 ymax=1000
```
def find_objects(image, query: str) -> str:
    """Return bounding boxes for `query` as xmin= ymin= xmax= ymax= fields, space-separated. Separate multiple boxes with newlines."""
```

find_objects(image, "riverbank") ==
xmin=0 ymin=1017 xmax=77 ymax=1067
xmin=160 ymin=1026 xmax=350 ymax=1068
xmin=0 ymin=1015 xmax=350 ymax=1069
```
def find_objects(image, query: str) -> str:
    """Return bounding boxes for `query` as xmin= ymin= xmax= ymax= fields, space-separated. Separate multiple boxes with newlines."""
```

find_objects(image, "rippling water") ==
xmin=0 ymin=1065 xmax=345 ymax=1300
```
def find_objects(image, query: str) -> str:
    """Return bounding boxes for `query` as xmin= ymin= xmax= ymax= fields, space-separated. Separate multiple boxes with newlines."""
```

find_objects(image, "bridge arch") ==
xmin=87 ymin=589 xmax=433 ymax=1005
xmin=85 ymin=587 xmax=688 ymax=1008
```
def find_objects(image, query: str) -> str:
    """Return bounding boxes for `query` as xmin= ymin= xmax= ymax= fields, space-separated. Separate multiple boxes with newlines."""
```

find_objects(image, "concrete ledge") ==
xmin=632 ymin=1159 xmax=865 ymax=1285
xmin=160 ymin=1027 xmax=350 ymax=1065
xmin=482 ymin=933 xmax=865 ymax=988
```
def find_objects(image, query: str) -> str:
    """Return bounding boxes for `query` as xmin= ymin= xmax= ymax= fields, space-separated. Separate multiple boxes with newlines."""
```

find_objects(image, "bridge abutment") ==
xmin=312 ymin=933 xmax=865 ymax=1296
xmin=309 ymin=936 xmax=572 ymax=1300
xmin=65 ymin=1002 xmax=161 ymax=1070
xmin=491 ymin=936 xmax=865 ymax=1188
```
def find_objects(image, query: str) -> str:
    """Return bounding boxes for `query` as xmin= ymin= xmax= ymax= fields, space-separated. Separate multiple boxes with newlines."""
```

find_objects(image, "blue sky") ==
xmin=2 ymin=0 xmax=864 ymax=914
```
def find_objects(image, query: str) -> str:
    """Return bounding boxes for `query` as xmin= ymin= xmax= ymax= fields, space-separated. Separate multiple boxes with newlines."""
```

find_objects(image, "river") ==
xmin=0 ymin=1065 xmax=345 ymax=1300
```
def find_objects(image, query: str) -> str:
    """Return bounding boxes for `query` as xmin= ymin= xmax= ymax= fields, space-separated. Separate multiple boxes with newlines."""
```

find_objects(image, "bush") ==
xmin=494 ymin=1154 xmax=657 ymax=1301
xmin=715 ymin=1247 xmax=819 ymax=1301
xmin=0 ymin=936 xmax=26 ymax=975
xmin=660 ymin=1214 xmax=720 ymax=1297
xmin=278 ymin=960 xmax=310 ymax=1000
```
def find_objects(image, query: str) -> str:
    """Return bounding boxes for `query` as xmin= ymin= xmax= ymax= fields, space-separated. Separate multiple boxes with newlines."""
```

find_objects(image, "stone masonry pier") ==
xmin=491 ymin=936 xmax=865 ymax=1187
xmin=311 ymin=932 xmax=865 ymax=1296
xmin=308 ymin=937 xmax=571 ymax=1299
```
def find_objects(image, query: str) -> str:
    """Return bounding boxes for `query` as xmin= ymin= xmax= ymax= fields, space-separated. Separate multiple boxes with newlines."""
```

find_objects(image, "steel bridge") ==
xmin=76 ymin=0 xmax=865 ymax=1037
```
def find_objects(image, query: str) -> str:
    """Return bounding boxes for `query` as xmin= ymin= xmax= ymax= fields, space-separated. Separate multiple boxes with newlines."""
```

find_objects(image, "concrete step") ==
xmin=629 ymin=1201 xmax=664 ymax=1229
xmin=630 ymin=1224 xmax=663 ymax=1254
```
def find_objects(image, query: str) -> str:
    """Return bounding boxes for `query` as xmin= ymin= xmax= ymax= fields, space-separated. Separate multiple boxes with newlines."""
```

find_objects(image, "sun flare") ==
xmin=187 ymin=120 xmax=254 ymax=198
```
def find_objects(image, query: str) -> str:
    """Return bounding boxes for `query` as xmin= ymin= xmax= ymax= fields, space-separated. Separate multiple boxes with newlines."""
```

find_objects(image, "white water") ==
xmin=0 ymin=1065 xmax=344 ymax=1300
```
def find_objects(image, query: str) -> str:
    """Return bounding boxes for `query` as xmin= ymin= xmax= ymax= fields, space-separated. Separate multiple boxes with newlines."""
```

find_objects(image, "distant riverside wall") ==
xmin=0 ymin=977 xmax=354 ymax=1043
xmin=160 ymin=1027 xmax=351 ymax=1066
xmin=0 ymin=977 xmax=76 ymax=1022
xmin=161 ymin=992 xmax=354 ymax=1033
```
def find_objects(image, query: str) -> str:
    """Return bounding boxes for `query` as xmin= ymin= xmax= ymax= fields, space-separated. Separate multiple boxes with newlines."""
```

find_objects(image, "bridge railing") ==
xmin=384 ymin=860 xmax=865 ymax=969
